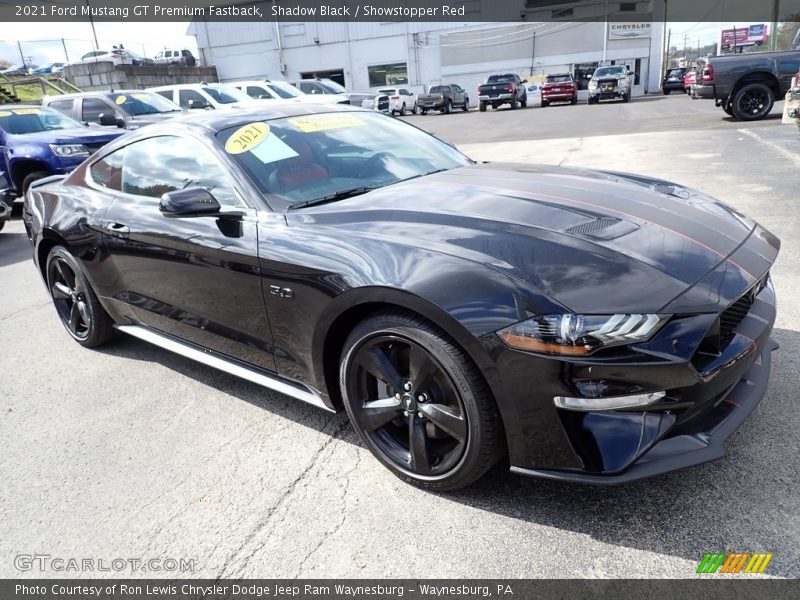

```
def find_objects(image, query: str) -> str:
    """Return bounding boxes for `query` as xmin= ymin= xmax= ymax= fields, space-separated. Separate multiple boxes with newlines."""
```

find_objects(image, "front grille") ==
xmin=718 ymin=273 xmax=769 ymax=348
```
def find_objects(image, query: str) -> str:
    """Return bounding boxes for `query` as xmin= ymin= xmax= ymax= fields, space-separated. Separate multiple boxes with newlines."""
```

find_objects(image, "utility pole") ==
xmin=769 ymin=0 xmax=780 ymax=52
xmin=62 ymin=38 xmax=70 ymax=63
xmin=85 ymin=0 xmax=99 ymax=51
xmin=664 ymin=28 xmax=671 ymax=80
xmin=530 ymin=31 xmax=536 ymax=76
xmin=17 ymin=41 xmax=26 ymax=68
xmin=683 ymin=34 xmax=687 ymax=65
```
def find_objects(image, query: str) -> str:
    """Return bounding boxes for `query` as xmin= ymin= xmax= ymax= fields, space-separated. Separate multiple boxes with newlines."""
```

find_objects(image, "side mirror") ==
xmin=521 ymin=79 xmax=528 ymax=83
xmin=187 ymin=99 xmax=210 ymax=109
xmin=98 ymin=112 xmax=118 ymax=127
xmin=159 ymin=188 xmax=222 ymax=218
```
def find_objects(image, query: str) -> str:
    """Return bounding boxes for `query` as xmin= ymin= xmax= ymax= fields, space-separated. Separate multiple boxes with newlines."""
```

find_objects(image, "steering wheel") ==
xmin=358 ymin=152 xmax=397 ymax=179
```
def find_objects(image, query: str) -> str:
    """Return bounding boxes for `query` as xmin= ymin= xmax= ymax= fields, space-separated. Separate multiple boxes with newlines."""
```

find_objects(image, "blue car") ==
xmin=0 ymin=105 xmax=124 ymax=230
xmin=33 ymin=63 xmax=65 ymax=75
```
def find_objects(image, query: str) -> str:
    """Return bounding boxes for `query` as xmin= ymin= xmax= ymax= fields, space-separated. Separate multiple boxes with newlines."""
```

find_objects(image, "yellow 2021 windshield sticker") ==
xmin=288 ymin=113 xmax=366 ymax=133
xmin=225 ymin=122 xmax=270 ymax=155
xmin=115 ymin=95 xmax=127 ymax=105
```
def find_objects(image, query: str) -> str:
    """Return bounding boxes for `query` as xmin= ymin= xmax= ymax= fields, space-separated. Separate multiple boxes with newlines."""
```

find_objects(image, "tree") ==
xmin=776 ymin=16 xmax=800 ymax=50
xmin=0 ymin=59 xmax=13 ymax=69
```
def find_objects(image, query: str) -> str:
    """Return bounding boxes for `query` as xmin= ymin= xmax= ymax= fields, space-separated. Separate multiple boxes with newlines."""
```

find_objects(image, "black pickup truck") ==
xmin=694 ymin=49 xmax=800 ymax=120
xmin=477 ymin=73 xmax=528 ymax=111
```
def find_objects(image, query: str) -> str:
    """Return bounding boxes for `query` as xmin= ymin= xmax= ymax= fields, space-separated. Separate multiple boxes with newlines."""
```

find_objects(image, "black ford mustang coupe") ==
xmin=23 ymin=105 xmax=779 ymax=490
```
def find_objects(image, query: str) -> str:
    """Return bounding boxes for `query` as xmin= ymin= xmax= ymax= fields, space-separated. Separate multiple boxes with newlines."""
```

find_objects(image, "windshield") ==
xmin=487 ymin=75 xmax=515 ymax=84
xmin=668 ymin=69 xmax=685 ymax=76
xmin=267 ymin=82 xmax=302 ymax=98
xmin=0 ymin=106 xmax=85 ymax=134
xmin=546 ymin=75 xmax=571 ymax=83
xmin=378 ymin=88 xmax=396 ymax=95
xmin=318 ymin=80 xmax=347 ymax=94
xmin=106 ymin=92 xmax=181 ymax=115
xmin=428 ymin=86 xmax=447 ymax=94
xmin=202 ymin=86 xmax=244 ymax=104
xmin=217 ymin=111 xmax=471 ymax=210
xmin=594 ymin=67 xmax=627 ymax=78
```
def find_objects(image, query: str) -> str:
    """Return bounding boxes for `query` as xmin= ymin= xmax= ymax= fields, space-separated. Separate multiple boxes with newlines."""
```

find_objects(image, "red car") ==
xmin=684 ymin=69 xmax=697 ymax=95
xmin=541 ymin=73 xmax=578 ymax=106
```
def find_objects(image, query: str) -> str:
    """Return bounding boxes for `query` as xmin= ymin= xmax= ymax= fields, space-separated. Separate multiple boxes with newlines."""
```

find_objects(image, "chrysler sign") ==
xmin=609 ymin=23 xmax=652 ymax=40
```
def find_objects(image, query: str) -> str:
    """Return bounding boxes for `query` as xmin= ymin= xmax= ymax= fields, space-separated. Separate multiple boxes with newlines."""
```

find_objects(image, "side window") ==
xmin=121 ymin=136 xmax=241 ymax=207
xmin=90 ymin=148 xmax=126 ymax=191
xmin=48 ymin=99 xmax=74 ymax=116
xmin=82 ymin=97 xmax=112 ymax=123
xmin=178 ymin=88 xmax=206 ymax=108
xmin=154 ymin=90 xmax=173 ymax=102
xmin=247 ymin=86 xmax=269 ymax=99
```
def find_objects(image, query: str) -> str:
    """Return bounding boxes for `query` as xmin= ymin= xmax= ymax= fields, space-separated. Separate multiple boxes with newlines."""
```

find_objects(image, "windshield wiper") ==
xmin=287 ymin=186 xmax=377 ymax=211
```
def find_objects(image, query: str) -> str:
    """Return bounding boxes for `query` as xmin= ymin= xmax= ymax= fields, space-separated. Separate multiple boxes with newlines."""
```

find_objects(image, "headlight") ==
xmin=50 ymin=144 xmax=90 ymax=157
xmin=588 ymin=81 xmax=598 ymax=90
xmin=497 ymin=313 xmax=669 ymax=356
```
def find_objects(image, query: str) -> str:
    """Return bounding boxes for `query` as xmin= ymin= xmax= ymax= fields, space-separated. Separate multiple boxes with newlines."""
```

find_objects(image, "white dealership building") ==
xmin=188 ymin=1 xmax=666 ymax=103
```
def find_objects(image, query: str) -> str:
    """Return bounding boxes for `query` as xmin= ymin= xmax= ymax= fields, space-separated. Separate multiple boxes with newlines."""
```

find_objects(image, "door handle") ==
xmin=104 ymin=221 xmax=130 ymax=239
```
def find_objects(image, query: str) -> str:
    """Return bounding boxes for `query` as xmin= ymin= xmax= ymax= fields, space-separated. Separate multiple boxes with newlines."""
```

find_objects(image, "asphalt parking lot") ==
xmin=1 ymin=94 xmax=799 ymax=579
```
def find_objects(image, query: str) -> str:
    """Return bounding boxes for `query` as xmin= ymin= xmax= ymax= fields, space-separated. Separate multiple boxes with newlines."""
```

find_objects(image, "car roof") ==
xmin=1 ymin=104 xmax=55 ymax=111
xmin=547 ymin=73 xmax=572 ymax=77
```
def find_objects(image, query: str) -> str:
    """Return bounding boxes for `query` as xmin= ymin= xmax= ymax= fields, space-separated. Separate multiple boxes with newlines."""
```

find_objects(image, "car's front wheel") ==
xmin=340 ymin=311 xmax=504 ymax=490
xmin=46 ymin=246 xmax=114 ymax=347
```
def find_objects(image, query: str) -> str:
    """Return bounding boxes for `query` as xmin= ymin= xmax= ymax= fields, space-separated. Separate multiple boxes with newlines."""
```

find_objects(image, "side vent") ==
xmin=566 ymin=217 xmax=639 ymax=240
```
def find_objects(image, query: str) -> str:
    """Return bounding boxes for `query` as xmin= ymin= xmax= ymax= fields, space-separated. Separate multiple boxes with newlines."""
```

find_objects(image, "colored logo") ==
xmin=697 ymin=552 xmax=773 ymax=574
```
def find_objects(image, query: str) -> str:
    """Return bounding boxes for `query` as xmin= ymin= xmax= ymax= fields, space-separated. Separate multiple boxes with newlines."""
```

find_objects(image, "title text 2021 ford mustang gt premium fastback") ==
xmin=23 ymin=105 xmax=779 ymax=490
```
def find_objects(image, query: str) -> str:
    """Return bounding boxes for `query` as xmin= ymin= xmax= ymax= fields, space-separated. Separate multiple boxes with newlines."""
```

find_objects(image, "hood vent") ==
xmin=565 ymin=217 xmax=639 ymax=240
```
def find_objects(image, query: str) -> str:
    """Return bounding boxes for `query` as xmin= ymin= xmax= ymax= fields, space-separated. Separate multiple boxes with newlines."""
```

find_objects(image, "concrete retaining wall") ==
xmin=63 ymin=62 xmax=218 ymax=91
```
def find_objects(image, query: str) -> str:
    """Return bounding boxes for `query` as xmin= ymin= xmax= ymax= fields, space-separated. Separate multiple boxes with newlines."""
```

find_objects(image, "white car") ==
xmin=525 ymin=83 xmax=543 ymax=107
xmin=376 ymin=87 xmax=417 ymax=115
xmin=231 ymin=80 xmax=349 ymax=105
xmin=75 ymin=49 xmax=153 ymax=66
xmin=148 ymin=83 xmax=258 ymax=110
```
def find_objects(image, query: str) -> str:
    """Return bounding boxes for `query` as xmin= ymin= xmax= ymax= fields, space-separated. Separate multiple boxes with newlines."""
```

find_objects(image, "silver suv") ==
xmin=587 ymin=65 xmax=633 ymax=104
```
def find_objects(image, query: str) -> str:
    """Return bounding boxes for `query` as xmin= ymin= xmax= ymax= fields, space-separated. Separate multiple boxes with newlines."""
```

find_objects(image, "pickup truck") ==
xmin=417 ymin=84 xmax=469 ymax=114
xmin=587 ymin=65 xmax=632 ymax=104
xmin=694 ymin=49 xmax=800 ymax=120
xmin=0 ymin=105 xmax=123 ymax=230
xmin=478 ymin=73 xmax=527 ymax=111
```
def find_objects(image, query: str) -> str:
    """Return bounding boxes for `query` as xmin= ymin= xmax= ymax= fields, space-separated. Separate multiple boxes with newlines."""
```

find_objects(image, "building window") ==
xmin=368 ymin=62 xmax=408 ymax=87
xmin=573 ymin=62 xmax=599 ymax=91
xmin=552 ymin=8 xmax=573 ymax=18
xmin=619 ymin=2 xmax=637 ymax=11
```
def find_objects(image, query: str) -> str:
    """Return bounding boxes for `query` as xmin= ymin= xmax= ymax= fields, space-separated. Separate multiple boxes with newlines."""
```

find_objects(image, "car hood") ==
xmin=9 ymin=127 xmax=123 ymax=145
xmin=289 ymin=163 xmax=766 ymax=314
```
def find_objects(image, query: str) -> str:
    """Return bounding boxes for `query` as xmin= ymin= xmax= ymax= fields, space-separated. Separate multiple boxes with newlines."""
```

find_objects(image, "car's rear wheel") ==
xmin=462 ymin=97 xmax=469 ymax=111
xmin=731 ymin=83 xmax=774 ymax=121
xmin=510 ymin=96 xmax=518 ymax=109
xmin=340 ymin=311 xmax=504 ymax=490
xmin=445 ymin=99 xmax=453 ymax=114
xmin=541 ymin=99 xmax=549 ymax=107
xmin=479 ymin=101 xmax=486 ymax=112
xmin=46 ymin=246 xmax=114 ymax=348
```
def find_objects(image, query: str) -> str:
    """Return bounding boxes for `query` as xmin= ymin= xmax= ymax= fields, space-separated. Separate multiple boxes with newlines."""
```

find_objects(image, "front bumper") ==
xmin=512 ymin=338 xmax=777 ymax=484
xmin=483 ymin=257 xmax=778 ymax=484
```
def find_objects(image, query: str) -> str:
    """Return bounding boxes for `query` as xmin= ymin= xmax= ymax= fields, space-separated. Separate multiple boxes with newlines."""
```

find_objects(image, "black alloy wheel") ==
xmin=46 ymin=246 xmax=114 ymax=347
xmin=341 ymin=312 xmax=504 ymax=490
xmin=731 ymin=83 xmax=774 ymax=121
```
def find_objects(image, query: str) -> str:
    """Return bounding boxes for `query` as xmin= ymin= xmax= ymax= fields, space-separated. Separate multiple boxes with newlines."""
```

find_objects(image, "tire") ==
xmin=622 ymin=91 xmax=631 ymax=103
xmin=340 ymin=311 xmax=504 ymax=491
xmin=445 ymin=100 xmax=453 ymax=114
xmin=722 ymin=101 xmax=734 ymax=116
xmin=731 ymin=83 xmax=774 ymax=121
xmin=462 ymin=97 xmax=469 ymax=111
xmin=400 ymin=103 xmax=406 ymax=116
xmin=570 ymin=95 xmax=578 ymax=105
xmin=663 ymin=89 xmax=671 ymax=95
xmin=521 ymin=94 xmax=527 ymax=108
xmin=541 ymin=99 xmax=549 ymax=107
xmin=0 ymin=219 xmax=6 ymax=232
xmin=420 ymin=109 xmax=427 ymax=115
xmin=412 ymin=102 xmax=418 ymax=115
xmin=22 ymin=170 xmax=50 ymax=196
xmin=510 ymin=96 xmax=518 ymax=110
xmin=479 ymin=101 xmax=486 ymax=112
xmin=46 ymin=246 xmax=114 ymax=348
